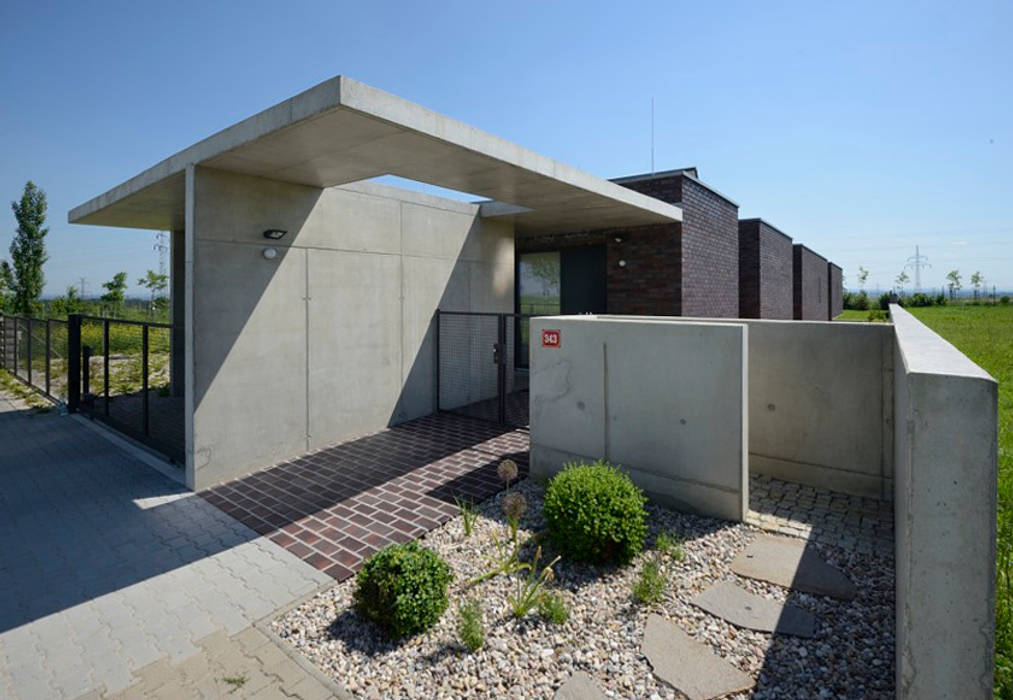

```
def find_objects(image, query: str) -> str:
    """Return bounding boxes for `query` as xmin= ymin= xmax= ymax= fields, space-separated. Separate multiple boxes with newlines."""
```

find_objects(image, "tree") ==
xmin=970 ymin=271 xmax=984 ymax=301
xmin=100 ymin=271 xmax=128 ymax=316
xmin=946 ymin=269 xmax=962 ymax=300
xmin=137 ymin=269 xmax=168 ymax=317
xmin=49 ymin=285 xmax=82 ymax=316
xmin=895 ymin=271 xmax=910 ymax=295
xmin=5 ymin=182 xmax=49 ymax=314
xmin=857 ymin=266 xmax=869 ymax=291
xmin=0 ymin=260 xmax=13 ymax=311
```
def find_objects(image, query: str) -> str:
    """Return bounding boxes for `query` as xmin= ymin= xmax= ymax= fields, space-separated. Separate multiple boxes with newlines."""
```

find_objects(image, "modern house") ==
xmin=793 ymin=243 xmax=829 ymax=320
xmin=737 ymin=218 xmax=793 ymax=319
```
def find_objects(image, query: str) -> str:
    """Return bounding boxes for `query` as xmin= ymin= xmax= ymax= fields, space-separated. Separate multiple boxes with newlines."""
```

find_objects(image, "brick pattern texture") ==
xmin=200 ymin=413 xmax=529 ymax=582
xmin=793 ymin=245 xmax=830 ymax=320
xmin=738 ymin=219 xmax=793 ymax=319
xmin=829 ymin=263 xmax=844 ymax=319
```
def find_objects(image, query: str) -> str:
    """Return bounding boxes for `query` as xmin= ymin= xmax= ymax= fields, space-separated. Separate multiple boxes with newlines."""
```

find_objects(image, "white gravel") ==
xmin=273 ymin=479 xmax=894 ymax=699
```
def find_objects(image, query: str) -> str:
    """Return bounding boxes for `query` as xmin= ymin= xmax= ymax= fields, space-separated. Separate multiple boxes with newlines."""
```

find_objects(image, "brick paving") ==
xmin=0 ymin=391 xmax=333 ymax=699
xmin=200 ymin=413 xmax=530 ymax=582
xmin=747 ymin=474 xmax=894 ymax=555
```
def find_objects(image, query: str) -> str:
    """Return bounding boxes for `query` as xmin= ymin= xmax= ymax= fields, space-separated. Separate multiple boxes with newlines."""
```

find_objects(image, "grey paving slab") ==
xmin=554 ymin=671 xmax=608 ymax=700
xmin=0 ymin=395 xmax=331 ymax=699
xmin=731 ymin=534 xmax=857 ymax=600
xmin=690 ymin=580 xmax=817 ymax=638
xmin=641 ymin=614 xmax=755 ymax=700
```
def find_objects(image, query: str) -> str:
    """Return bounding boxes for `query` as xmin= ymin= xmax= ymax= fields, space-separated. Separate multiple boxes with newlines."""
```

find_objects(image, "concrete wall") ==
xmin=793 ymin=244 xmax=829 ymax=320
xmin=890 ymin=305 xmax=997 ymax=699
xmin=186 ymin=168 xmax=513 ymax=489
xmin=529 ymin=315 xmax=748 ymax=521
xmin=744 ymin=319 xmax=894 ymax=499
xmin=738 ymin=219 xmax=793 ymax=320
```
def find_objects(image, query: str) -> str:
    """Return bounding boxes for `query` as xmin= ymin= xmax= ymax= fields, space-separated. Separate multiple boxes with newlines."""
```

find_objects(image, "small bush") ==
xmin=1002 ymin=296 xmax=1011 ymax=306
xmin=354 ymin=542 xmax=453 ymax=639
xmin=538 ymin=592 xmax=570 ymax=624
xmin=877 ymin=293 xmax=892 ymax=311
xmin=543 ymin=460 xmax=647 ymax=565
xmin=632 ymin=557 xmax=667 ymax=605
xmin=867 ymin=309 xmax=888 ymax=322
xmin=457 ymin=598 xmax=484 ymax=652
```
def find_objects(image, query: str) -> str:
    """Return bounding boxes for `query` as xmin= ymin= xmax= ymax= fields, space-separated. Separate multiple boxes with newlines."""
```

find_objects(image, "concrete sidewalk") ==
xmin=0 ymin=393 xmax=337 ymax=699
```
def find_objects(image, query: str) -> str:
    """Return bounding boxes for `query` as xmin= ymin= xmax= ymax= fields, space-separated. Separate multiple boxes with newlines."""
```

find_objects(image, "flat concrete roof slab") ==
xmin=731 ymin=535 xmax=857 ymax=600
xmin=642 ymin=614 xmax=755 ymax=700
xmin=691 ymin=580 xmax=817 ymax=638
xmin=70 ymin=76 xmax=682 ymax=233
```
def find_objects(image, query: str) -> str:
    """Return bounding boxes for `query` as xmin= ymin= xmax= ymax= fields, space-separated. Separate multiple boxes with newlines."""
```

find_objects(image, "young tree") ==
xmin=970 ymin=271 xmax=984 ymax=301
xmin=5 ymin=181 xmax=49 ymax=314
xmin=137 ymin=269 xmax=168 ymax=317
xmin=895 ymin=270 xmax=910 ymax=295
xmin=857 ymin=266 xmax=869 ymax=291
xmin=946 ymin=269 xmax=962 ymax=300
xmin=100 ymin=271 xmax=128 ymax=316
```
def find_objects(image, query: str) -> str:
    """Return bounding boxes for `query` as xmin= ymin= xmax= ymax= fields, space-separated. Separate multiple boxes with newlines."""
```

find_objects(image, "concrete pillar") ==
xmin=170 ymin=229 xmax=185 ymax=397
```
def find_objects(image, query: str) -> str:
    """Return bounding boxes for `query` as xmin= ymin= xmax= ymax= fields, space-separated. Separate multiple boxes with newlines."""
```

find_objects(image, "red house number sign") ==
xmin=541 ymin=329 xmax=561 ymax=348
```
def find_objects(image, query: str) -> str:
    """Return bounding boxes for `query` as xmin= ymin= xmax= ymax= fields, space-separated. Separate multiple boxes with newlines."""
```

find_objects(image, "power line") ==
xmin=904 ymin=245 xmax=931 ymax=293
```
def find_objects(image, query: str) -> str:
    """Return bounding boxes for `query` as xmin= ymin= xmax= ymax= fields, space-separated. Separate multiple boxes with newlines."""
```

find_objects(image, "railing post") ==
xmin=103 ymin=320 xmax=110 ymax=416
xmin=434 ymin=310 xmax=441 ymax=413
xmin=0 ymin=315 xmax=5 ymax=370
xmin=26 ymin=317 xmax=32 ymax=387
xmin=67 ymin=314 xmax=81 ymax=412
xmin=12 ymin=318 xmax=18 ymax=377
xmin=45 ymin=320 xmax=51 ymax=397
xmin=142 ymin=324 xmax=149 ymax=436
xmin=497 ymin=313 xmax=507 ymax=425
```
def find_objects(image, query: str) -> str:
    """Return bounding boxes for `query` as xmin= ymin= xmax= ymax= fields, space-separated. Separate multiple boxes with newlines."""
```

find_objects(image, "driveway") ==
xmin=0 ymin=394 xmax=335 ymax=699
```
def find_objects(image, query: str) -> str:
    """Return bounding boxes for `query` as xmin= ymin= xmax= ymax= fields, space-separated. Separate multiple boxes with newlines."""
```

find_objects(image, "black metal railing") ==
xmin=72 ymin=314 xmax=184 ymax=463
xmin=0 ymin=313 xmax=70 ymax=403
xmin=436 ymin=310 xmax=533 ymax=428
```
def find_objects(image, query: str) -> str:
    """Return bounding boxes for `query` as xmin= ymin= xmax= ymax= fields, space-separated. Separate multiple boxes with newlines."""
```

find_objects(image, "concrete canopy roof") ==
xmin=69 ymin=76 xmax=682 ymax=234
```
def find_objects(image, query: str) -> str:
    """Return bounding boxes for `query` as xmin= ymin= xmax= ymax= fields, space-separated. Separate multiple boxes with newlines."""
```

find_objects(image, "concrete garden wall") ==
xmin=890 ymin=304 xmax=997 ymax=699
xmin=185 ymin=167 xmax=514 ymax=489
xmin=529 ymin=315 xmax=748 ymax=521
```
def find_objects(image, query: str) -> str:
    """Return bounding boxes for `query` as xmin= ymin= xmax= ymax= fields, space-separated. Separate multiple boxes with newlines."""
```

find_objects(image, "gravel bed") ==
xmin=274 ymin=479 xmax=894 ymax=699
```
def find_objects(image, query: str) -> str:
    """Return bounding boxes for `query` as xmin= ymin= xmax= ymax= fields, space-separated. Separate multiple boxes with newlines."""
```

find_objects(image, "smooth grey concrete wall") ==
xmin=744 ymin=319 xmax=895 ymax=499
xmin=529 ymin=315 xmax=748 ymax=521
xmin=890 ymin=305 xmax=997 ymax=699
xmin=187 ymin=168 xmax=513 ymax=489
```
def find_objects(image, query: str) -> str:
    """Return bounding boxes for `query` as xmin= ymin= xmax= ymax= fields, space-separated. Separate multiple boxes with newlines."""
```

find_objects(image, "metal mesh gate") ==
xmin=436 ymin=311 xmax=531 ymax=427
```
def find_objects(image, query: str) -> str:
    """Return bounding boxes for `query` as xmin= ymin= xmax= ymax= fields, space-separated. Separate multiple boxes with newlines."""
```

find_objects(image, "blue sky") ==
xmin=1 ymin=0 xmax=1010 ymax=297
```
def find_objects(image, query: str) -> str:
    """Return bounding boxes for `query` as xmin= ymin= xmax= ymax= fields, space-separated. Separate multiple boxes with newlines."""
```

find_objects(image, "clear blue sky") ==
xmin=1 ymin=0 xmax=1010 ymax=297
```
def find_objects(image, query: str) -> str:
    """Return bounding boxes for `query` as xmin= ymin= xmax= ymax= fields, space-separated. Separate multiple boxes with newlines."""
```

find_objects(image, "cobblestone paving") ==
xmin=201 ymin=413 xmax=529 ymax=582
xmin=0 ymin=393 xmax=333 ymax=699
xmin=747 ymin=474 xmax=894 ymax=555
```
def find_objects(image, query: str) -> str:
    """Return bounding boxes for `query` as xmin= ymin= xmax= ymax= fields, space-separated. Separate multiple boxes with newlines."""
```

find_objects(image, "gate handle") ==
xmin=492 ymin=342 xmax=502 ymax=364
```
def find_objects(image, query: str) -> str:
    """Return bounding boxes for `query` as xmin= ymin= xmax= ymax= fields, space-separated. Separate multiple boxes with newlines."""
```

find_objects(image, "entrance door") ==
xmin=561 ymin=245 xmax=606 ymax=314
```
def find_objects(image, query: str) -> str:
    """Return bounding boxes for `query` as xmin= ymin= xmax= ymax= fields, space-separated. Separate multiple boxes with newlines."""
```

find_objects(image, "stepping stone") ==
xmin=553 ymin=671 xmax=607 ymax=700
xmin=642 ymin=614 xmax=754 ymax=700
xmin=731 ymin=535 xmax=856 ymax=600
xmin=691 ymin=580 xmax=817 ymax=638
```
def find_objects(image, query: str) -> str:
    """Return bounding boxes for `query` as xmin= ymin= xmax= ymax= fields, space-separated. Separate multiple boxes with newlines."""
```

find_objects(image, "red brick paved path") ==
xmin=199 ymin=413 xmax=529 ymax=581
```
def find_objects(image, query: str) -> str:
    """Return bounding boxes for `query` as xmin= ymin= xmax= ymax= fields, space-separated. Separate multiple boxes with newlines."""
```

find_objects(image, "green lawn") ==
xmin=835 ymin=308 xmax=889 ymax=322
xmin=905 ymin=305 xmax=1013 ymax=696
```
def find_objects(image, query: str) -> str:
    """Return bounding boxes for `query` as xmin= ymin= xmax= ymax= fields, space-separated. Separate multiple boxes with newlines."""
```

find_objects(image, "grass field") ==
xmin=904 ymin=305 xmax=1013 ymax=696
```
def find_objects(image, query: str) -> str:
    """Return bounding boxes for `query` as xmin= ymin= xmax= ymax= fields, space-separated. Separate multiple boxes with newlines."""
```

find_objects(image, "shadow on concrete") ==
xmin=0 ymin=403 xmax=259 ymax=634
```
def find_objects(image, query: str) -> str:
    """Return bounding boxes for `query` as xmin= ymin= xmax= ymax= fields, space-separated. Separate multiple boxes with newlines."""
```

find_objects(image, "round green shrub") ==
xmin=353 ymin=542 xmax=453 ymax=639
xmin=543 ymin=460 xmax=648 ymax=565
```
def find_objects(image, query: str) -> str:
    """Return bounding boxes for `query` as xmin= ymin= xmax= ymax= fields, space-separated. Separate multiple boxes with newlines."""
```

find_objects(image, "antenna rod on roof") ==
xmin=651 ymin=97 xmax=655 ymax=174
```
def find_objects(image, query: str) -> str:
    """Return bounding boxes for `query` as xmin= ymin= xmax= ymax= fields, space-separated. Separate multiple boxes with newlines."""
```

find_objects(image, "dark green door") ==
xmin=561 ymin=245 xmax=606 ymax=314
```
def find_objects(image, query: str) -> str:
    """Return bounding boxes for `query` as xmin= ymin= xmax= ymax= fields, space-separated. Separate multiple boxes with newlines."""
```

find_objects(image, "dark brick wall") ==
xmin=793 ymin=244 xmax=829 ymax=320
xmin=516 ymin=223 xmax=682 ymax=316
xmin=738 ymin=219 xmax=793 ymax=319
xmin=828 ymin=263 xmax=843 ymax=319
xmin=616 ymin=172 xmax=739 ymax=318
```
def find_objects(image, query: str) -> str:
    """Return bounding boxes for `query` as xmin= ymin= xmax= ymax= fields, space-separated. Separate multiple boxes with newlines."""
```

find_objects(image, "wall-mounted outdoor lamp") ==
xmin=614 ymin=236 xmax=623 ymax=243
xmin=262 ymin=247 xmax=278 ymax=260
xmin=618 ymin=259 xmax=627 ymax=268
xmin=263 ymin=229 xmax=288 ymax=240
